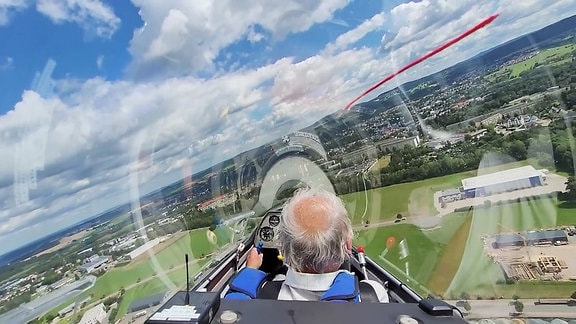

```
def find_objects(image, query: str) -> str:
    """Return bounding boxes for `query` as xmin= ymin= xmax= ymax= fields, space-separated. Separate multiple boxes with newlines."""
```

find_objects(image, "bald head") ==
xmin=293 ymin=196 xmax=331 ymax=235
xmin=279 ymin=188 xmax=353 ymax=273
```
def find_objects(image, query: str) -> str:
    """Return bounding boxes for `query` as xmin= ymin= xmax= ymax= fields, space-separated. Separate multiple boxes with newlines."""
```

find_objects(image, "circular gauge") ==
xmin=269 ymin=214 xmax=280 ymax=227
xmin=259 ymin=226 xmax=275 ymax=242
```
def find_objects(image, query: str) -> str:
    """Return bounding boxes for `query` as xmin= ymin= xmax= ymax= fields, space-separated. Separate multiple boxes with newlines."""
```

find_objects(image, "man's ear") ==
xmin=346 ymin=237 xmax=352 ymax=252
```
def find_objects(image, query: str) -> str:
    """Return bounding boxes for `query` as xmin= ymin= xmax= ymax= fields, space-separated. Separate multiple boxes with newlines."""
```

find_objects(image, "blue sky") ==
xmin=0 ymin=0 xmax=396 ymax=113
xmin=0 ymin=0 xmax=141 ymax=112
xmin=0 ymin=0 xmax=575 ymax=255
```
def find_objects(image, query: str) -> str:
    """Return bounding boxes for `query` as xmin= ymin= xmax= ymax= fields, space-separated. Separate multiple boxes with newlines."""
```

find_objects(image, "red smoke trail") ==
xmin=344 ymin=13 xmax=499 ymax=110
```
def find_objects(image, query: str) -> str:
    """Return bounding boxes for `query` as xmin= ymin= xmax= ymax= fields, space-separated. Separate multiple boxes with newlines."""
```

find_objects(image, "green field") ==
xmin=356 ymin=195 xmax=576 ymax=299
xmin=114 ymin=262 xmax=206 ymax=322
xmin=46 ymin=228 xmax=227 ymax=323
xmin=341 ymin=173 xmax=464 ymax=224
xmin=424 ymin=212 xmax=470 ymax=245
xmin=557 ymin=201 xmax=576 ymax=225
xmin=490 ymin=281 xmax=576 ymax=299
xmin=486 ymin=44 xmax=576 ymax=81
xmin=355 ymin=211 xmax=470 ymax=296
xmin=347 ymin=158 xmax=575 ymax=299
xmin=341 ymin=161 xmax=535 ymax=225
xmin=356 ymin=224 xmax=443 ymax=296
xmin=427 ymin=212 xmax=472 ymax=297
xmin=79 ymin=227 xmax=230 ymax=304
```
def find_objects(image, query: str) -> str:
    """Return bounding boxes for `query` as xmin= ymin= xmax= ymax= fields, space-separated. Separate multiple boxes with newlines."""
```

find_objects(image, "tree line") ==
xmin=333 ymin=119 xmax=576 ymax=195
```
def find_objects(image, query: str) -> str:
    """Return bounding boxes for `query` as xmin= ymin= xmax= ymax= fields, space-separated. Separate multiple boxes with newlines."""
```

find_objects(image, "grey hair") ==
xmin=279 ymin=188 xmax=353 ymax=273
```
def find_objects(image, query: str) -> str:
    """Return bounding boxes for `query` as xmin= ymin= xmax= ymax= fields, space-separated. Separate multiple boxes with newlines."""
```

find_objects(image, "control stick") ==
xmin=357 ymin=245 xmax=368 ymax=279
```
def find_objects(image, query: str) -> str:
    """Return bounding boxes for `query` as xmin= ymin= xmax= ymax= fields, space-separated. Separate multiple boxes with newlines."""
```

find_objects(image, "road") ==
xmin=447 ymin=299 xmax=576 ymax=319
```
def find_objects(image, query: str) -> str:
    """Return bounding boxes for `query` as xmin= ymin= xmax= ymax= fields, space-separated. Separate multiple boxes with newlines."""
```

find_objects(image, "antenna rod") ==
xmin=185 ymin=254 xmax=190 ymax=305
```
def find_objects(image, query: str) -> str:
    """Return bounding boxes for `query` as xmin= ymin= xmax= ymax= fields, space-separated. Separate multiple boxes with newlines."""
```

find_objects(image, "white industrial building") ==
xmin=79 ymin=256 xmax=109 ymax=274
xmin=461 ymin=165 xmax=545 ymax=198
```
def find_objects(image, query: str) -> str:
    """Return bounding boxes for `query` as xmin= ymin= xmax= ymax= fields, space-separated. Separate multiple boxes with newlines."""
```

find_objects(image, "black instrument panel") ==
xmin=255 ymin=210 xmax=282 ymax=248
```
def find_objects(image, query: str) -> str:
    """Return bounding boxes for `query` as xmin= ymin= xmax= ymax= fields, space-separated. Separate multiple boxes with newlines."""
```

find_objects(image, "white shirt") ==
xmin=273 ymin=268 xmax=389 ymax=302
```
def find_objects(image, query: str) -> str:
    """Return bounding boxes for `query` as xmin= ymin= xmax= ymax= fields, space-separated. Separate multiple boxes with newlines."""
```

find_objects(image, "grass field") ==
xmin=341 ymin=172 xmax=465 ymax=224
xmin=490 ymin=281 xmax=576 ymax=299
xmin=79 ymin=227 xmax=229 ymax=303
xmin=424 ymin=212 xmax=470 ymax=245
xmin=427 ymin=212 xmax=472 ymax=297
xmin=114 ymin=261 xmax=206 ymax=322
xmin=486 ymin=44 xmax=576 ymax=81
xmin=557 ymin=201 xmax=576 ymax=226
xmin=354 ymin=211 xmax=472 ymax=296
xmin=510 ymin=44 xmax=576 ymax=77
xmin=356 ymin=224 xmax=446 ymax=295
xmin=349 ymin=158 xmax=575 ymax=299
xmin=341 ymin=160 xmax=557 ymax=225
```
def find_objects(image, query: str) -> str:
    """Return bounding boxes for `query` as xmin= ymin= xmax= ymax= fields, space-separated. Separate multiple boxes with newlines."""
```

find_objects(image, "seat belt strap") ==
xmin=257 ymin=280 xmax=284 ymax=299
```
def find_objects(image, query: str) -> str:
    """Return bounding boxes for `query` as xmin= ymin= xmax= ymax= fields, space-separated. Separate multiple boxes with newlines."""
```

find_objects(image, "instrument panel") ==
xmin=255 ymin=209 xmax=282 ymax=248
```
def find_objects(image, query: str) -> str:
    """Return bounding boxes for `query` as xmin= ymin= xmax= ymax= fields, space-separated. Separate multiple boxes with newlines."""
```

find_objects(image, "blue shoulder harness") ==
xmin=225 ymin=268 xmax=268 ymax=300
xmin=320 ymin=272 xmax=360 ymax=302
xmin=225 ymin=269 xmax=359 ymax=302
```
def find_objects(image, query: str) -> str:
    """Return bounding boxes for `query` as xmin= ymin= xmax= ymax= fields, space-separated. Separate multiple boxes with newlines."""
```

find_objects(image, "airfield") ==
xmin=346 ymin=161 xmax=575 ymax=300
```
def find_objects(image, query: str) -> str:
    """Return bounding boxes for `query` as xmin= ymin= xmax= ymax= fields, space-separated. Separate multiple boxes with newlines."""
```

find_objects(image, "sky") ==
xmin=0 ymin=0 xmax=575 ymax=256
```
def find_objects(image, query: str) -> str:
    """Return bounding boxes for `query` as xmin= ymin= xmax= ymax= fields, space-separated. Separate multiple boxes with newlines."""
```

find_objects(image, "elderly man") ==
xmin=225 ymin=188 xmax=388 ymax=302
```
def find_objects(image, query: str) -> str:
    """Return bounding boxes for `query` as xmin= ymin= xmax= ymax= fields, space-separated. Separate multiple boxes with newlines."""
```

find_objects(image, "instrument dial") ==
xmin=269 ymin=214 xmax=280 ymax=227
xmin=259 ymin=226 xmax=275 ymax=241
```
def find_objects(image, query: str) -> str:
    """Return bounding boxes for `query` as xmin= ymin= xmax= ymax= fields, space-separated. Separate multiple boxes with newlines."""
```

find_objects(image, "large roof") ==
xmin=128 ymin=292 xmax=167 ymax=313
xmin=494 ymin=230 xmax=567 ymax=245
xmin=461 ymin=165 xmax=541 ymax=190
xmin=79 ymin=256 xmax=108 ymax=270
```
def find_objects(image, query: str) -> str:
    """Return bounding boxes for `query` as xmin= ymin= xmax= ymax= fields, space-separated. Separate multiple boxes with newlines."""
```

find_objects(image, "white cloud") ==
xmin=373 ymin=0 xmax=576 ymax=94
xmin=0 ymin=56 xmax=13 ymax=70
xmin=128 ymin=0 xmax=349 ymax=77
xmin=36 ymin=0 xmax=121 ymax=38
xmin=2 ymin=1 xmax=576 ymax=255
xmin=0 ymin=47 xmax=378 ymax=253
xmin=0 ymin=0 xmax=27 ymax=25
xmin=96 ymin=54 xmax=103 ymax=69
xmin=324 ymin=12 xmax=386 ymax=55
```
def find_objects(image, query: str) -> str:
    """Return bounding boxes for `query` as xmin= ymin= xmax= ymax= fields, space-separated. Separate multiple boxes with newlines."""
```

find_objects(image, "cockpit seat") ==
xmin=359 ymin=280 xmax=389 ymax=303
